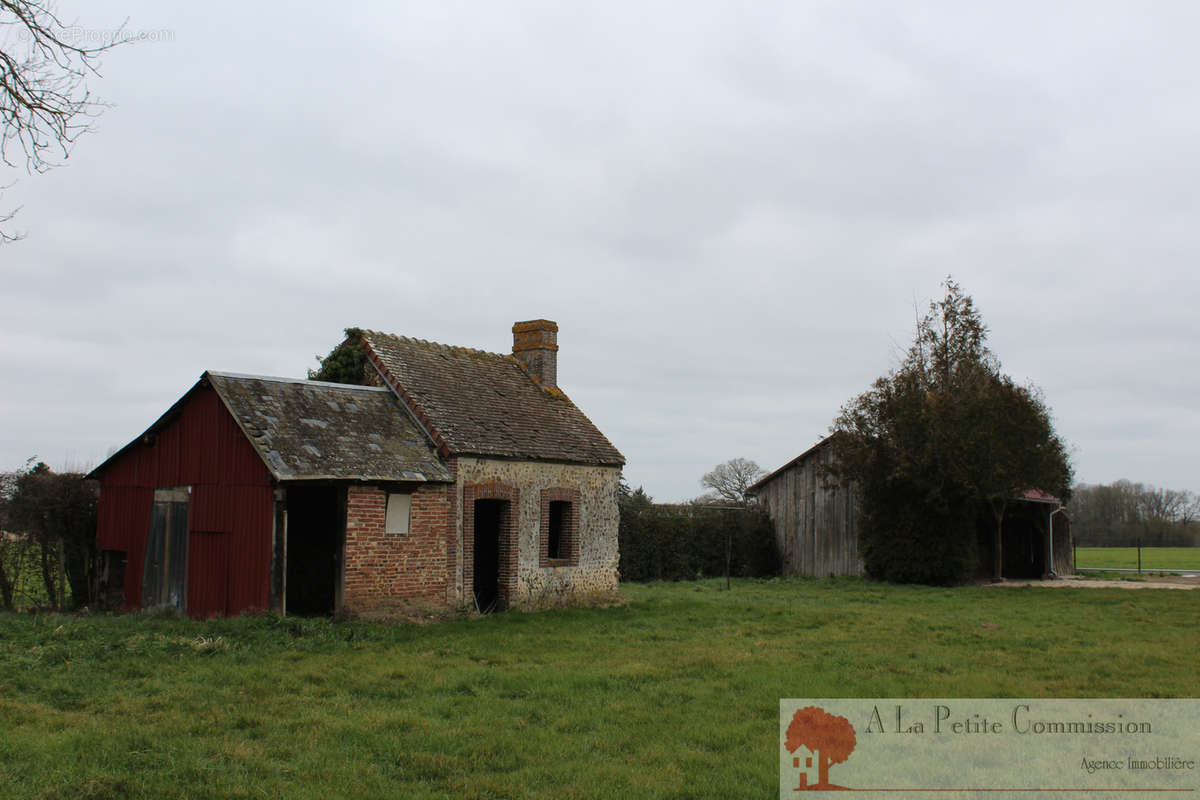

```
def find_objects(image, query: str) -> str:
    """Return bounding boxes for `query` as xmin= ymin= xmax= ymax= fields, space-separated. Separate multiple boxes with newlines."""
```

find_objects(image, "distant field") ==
xmin=1074 ymin=546 xmax=1200 ymax=571
xmin=1 ymin=578 xmax=1198 ymax=799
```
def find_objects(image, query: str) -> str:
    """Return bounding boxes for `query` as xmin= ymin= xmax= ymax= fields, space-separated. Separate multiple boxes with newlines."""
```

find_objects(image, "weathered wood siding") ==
xmin=754 ymin=443 xmax=863 ymax=577
xmin=1051 ymin=514 xmax=1074 ymax=576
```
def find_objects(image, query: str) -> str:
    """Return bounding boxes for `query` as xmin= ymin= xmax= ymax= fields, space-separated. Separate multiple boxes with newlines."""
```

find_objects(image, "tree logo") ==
xmin=784 ymin=706 xmax=857 ymax=790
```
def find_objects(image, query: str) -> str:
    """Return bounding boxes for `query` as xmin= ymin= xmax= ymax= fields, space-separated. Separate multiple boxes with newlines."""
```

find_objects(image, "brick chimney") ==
xmin=512 ymin=319 xmax=558 ymax=388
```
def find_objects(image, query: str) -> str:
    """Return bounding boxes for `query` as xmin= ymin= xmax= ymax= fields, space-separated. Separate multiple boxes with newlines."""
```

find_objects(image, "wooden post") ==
xmin=270 ymin=488 xmax=287 ymax=615
xmin=725 ymin=526 xmax=732 ymax=591
xmin=57 ymin=540 xmax=66 ymax=610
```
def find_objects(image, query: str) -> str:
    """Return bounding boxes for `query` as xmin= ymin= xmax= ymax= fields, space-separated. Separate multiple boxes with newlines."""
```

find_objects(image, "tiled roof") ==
xmin=1018 ymin=489 xmax=1063 ymax=505
xmin=208 ymin=372 xmax=453 ymax=482
xmin=361 ymin=331 xmax=625 ymax=466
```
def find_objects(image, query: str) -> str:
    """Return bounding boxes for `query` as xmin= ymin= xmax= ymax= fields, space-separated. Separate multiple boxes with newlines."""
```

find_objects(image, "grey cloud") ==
xmin=2 ymin=0 xmax=1197 ymax=500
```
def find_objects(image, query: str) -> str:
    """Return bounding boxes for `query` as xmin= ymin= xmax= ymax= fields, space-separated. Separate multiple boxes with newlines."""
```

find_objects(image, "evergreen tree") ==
xmin=831 ymin=279 xmax=1072 ymax=583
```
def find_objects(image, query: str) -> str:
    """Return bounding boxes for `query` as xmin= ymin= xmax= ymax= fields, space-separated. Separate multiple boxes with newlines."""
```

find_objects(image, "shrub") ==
xmin=619 ymin=498 xmax=780 ymax=583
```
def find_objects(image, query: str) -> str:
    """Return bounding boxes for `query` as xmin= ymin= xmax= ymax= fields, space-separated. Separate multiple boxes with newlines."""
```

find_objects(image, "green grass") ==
xmin=1075 ymin=546 xmax=1200 ymax=571
xmin=1 ymin=577 xmax=1197 ymax=799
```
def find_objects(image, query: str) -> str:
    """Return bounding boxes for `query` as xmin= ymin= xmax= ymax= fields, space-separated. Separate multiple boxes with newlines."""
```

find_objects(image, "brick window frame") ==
xmin=539 ymin=487 xmax=581 ymax=567
xmin=462 ymin=482 xmax=519 ymax=609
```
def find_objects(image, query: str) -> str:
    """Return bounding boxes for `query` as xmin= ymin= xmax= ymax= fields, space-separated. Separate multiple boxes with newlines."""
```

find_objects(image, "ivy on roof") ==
xmin=308 ymin=328 xmax=368 ymax=385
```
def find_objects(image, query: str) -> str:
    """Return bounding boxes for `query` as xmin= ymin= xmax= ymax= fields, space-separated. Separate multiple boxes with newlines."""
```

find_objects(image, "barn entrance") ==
xmin=285 ymin=486 xmax=342 ymax=615
xmin=473 ymin=499 xmax=506 ymax=613
xmin=1001 ymin=518 xmax=1046 ymax=579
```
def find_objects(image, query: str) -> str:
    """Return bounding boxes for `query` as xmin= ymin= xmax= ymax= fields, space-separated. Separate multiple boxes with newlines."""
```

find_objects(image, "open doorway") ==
xmin=1002 ymin=517 xmax=1046 ymax=579
xmin=285 ymin=486 xmax=342 ymax=615
xmin=473 ymin=499 xmax=506 ymax=612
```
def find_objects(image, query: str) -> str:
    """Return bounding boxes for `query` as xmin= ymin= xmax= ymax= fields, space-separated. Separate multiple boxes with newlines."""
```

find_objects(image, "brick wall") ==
xmin=342 ymin=482 xmax=454 ymax=617
xmin=339 ymin=457 xmax=618 ymax=615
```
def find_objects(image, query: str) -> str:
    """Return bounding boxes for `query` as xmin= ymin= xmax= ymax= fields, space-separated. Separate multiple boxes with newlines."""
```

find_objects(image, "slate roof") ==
xmin=361 ymin=331 xmax=625 ymax=467
xmin=207 ymin=372 xmax=452 ymax=482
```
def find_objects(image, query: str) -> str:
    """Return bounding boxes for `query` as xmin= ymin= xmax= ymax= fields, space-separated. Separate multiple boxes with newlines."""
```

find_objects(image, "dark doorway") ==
xmin=286 ymin=486 xmax=342 ymax=615
xmin=1002 ymin=518 xmax=1045 ymax=579
xmin=473 ymin=499 xmax=506 ymax=612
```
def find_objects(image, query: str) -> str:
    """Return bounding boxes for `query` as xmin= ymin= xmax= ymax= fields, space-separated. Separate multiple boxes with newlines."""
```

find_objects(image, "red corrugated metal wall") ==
xmin=95 ymin=385 xmax=274 ymax=617
xmin=188 ymin=531 xmax=231 ymax=618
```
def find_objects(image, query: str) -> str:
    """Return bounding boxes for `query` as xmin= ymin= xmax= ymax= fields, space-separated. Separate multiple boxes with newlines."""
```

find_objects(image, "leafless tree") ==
xmin=700 ymin=457 xmax=765 ymax=505
xmin=1070 ymin=481 xmax=1200 ymax=546
xmin=1180 ymin=491 xmax=1200 ymax=527
xmin=1 ymin=1 xmax=126 ymax=241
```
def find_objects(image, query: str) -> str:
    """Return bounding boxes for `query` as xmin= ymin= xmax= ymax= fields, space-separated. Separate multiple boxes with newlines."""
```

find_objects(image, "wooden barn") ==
xmin=747 ymin=438 xmax=862 ymax=578
xmin=748 ymin=437 xmax=1073 ymax=580
xmin=89 ymin=320 xmax=624 ymax=619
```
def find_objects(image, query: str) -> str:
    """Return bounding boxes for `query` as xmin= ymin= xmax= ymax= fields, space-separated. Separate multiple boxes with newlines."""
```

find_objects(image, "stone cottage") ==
xmin=90 ymin=320 xmax=625 ymax=618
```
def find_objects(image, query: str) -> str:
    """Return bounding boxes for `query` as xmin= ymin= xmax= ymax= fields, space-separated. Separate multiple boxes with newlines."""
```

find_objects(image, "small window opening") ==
xmin=548 ymin=500 xmax=569 ymax=560
xmin=386 ymin=493 xmax=411 ymax=535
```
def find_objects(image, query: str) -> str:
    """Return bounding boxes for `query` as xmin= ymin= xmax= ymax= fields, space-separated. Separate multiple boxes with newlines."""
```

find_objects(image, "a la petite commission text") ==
xmin=865 ymin=705 xmax=1153 ymax=736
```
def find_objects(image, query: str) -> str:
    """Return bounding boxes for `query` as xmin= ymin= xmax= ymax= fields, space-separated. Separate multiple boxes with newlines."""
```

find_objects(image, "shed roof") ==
xmin=747 ymin=436 xmax=836 ymax=495
xmin=207 ymin=372 xmax=452 ymax=482
xmin=1017 ymin=489 xmax=1063 ymax=505
xmin=361 ymin=330 xmax=624 ymax=466
xmin=90 ymin=372 xmax=452 ymax=484
xmin=748 ymin=434 xmax=1067 ymax=507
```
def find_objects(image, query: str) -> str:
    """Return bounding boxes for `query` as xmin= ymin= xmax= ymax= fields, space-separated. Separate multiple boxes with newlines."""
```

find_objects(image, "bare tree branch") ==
xmin=0 ymin=204 xmax=20 ymax=242
xmin=1 ymin=1 xmax=127 ymax=240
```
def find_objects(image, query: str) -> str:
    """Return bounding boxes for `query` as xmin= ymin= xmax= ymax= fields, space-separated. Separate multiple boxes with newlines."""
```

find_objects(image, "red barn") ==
xmin=89 ymin=320 xmax=624 ymax=618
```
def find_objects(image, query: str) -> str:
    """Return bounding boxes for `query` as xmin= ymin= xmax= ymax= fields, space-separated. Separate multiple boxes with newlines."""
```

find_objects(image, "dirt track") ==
xmin=994 ymin=575 xmax=1200 ymax=590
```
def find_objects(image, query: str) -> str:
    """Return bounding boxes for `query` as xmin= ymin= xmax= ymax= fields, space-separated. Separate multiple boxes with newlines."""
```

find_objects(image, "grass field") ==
xmin=1 ymin=578 xmax=1197 ymax=799
xmin=1074 ymin=546 xmax=1200 ymax=571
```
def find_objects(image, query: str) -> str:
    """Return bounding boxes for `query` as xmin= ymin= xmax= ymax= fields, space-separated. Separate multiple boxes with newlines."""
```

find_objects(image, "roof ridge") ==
xmin=206 ymin=371 xmax=391 ymax=392
xmin=362 ymin=329 xmax=509 ymax=360
xmin=359 ymin=327 xmax=625 ymax=466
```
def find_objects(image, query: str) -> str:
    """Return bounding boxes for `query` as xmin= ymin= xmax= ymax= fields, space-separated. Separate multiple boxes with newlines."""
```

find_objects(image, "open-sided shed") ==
xmin=748 ymin=437 xmax=1073 ymax=580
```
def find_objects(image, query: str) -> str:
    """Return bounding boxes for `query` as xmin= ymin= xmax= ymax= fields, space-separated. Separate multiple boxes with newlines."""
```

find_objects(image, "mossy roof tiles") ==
xmin=361 ymin=331 xmax=624 ymax=467
xmin=208 ymin=372 xmax=452 ymax=482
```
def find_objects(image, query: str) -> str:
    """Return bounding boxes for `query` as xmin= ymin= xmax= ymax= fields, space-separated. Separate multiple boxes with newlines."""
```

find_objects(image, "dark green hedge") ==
xmin=618 ymin=500 xmax=780 ymax=583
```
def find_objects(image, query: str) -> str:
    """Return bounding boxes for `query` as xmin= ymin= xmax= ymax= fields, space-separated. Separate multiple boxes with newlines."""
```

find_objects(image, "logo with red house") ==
xmin=784 ymin=706 xmax=857 ymax=791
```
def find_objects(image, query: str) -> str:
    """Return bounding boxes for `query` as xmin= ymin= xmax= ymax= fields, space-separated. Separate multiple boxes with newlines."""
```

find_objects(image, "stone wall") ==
xmin=454 ymin=457 xmax=620 ymax=607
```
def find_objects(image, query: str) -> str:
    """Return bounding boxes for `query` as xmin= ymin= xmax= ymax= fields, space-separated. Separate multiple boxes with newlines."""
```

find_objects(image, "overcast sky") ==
xmin=2 ymin=1 xmax=1197 ymax=500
